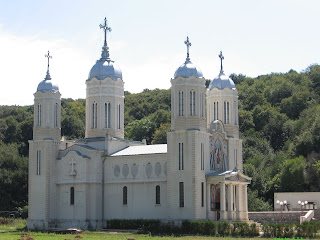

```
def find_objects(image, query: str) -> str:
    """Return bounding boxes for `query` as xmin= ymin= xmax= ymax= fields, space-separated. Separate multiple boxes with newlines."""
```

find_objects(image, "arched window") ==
xmin=190 ymin=90 xmax=195 ymax=116
xmin=70 ymin=187 xmax=74 ymax=205
xmin=178 ymin=91 xmax=184 ymax=116
xmin=118 ymin=104 xmax=121 ymax=129
xmin=224 ymin=101 xmax=230 ymax=124
xmin=37 ymin=104 xmax=42 ymax=126
xmin=179 ymin=142 xmax=184 ymax=170
xmin=92 ymin=102 xmax=98 ymax=129
xmin=123 ymin=186 xmax=127 ymax=205
xmin=105 ymin=103 xmax=111 ymax=128
xmin=200 ymin=92 xmax=204 ymax=117
xmin=36 ymin=150 xmax=41 ymax=175
xmin=54 ymin=103 xmax=58 ymax=127
xmin=214 ymin=101 xmax=219 ymax=120
xmin=156 ymin=185 xmax=160 ymax=204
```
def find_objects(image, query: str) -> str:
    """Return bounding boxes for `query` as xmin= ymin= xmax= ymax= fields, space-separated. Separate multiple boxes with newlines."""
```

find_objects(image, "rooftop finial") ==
xmin=184 ymin=36 xmax=192 ymax=63
xmin=219 ymin=51 xmax=224 ymax=74
xmin=44 ymin=51 xmax=52 ymax=80
xmin=99 ymin=17 xmax=112 ymax=60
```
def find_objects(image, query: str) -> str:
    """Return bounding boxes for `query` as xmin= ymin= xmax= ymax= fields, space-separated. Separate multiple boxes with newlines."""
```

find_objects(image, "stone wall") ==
xmin=248 ymin=211 xmax=307 ymax=224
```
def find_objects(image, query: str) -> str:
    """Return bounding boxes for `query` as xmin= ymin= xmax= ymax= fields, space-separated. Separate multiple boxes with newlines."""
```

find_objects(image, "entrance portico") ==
xmin=206 ymin=169 xmax=251 ymax=221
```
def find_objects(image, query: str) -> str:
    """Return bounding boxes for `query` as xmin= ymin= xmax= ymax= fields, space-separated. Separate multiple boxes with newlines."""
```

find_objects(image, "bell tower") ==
xmin=85 ymin=18 xmax=124 ymax=139
xmin=28 ymin=51 xmax=61 ymax=229
xmin=167 ymin=37 xmax=208 ymax=220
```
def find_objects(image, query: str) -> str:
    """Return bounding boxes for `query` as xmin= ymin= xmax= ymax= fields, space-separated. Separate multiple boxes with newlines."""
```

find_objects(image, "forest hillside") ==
xmin=0 ymin=64 xmax=320 ymax=211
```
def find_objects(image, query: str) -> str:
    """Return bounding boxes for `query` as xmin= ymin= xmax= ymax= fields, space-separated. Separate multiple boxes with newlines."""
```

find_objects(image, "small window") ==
xmin=123 ymin=186 xmax=127 ymax=205
xmin=156 ymin=185 xmax=160 ymax=205
xmin=70 ymin=187 xmax=74 ymax=205
xmin=179 ymin=182 xmax=184 ymax=207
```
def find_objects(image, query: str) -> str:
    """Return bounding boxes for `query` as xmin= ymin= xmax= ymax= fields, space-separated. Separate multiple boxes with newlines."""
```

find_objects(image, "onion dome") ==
xmin=209 ymin=51 xmax=236 ymax=90
xmin=37 ymin=51 xmax=59 ymax=93
xmin=88 ymin=18 xmax=122 ymax=81
xmin=37 ymin=70 xmax=59 ymax=92
xmin=174 ymin=36 xmax=203 ymax=79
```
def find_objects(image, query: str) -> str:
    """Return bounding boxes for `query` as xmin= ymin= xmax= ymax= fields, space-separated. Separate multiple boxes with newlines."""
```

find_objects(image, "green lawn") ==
xmin=0 ymin=219 xmax=295 ymax=240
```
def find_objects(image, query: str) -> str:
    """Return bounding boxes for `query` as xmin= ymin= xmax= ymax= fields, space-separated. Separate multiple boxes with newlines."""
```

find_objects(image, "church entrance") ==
xmin=210 ymin=184 xmax=221 ymax=221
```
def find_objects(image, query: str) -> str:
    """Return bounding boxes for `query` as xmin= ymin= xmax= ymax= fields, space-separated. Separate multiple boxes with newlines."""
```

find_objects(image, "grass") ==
xmin=0 ymin=218 xmax=277 ymax=240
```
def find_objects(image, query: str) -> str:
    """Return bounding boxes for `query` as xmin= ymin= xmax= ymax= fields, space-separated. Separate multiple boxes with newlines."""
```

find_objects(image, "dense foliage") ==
xmin=0 ymin=64 xmax=320 ymax=211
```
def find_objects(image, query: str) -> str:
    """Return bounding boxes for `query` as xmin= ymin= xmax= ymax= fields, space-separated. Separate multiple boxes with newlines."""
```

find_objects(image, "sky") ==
xmin=0 ymin=0 xmax=320 ymax=106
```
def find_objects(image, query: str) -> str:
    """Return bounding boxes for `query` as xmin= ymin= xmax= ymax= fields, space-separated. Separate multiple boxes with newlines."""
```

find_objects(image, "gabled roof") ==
xmin=110 ymin=144 xmax=167 ymax=156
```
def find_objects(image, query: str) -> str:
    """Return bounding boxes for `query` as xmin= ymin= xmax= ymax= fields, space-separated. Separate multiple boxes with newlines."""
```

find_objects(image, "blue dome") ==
xmin=209 ymin=72 xmax=236 ymax=90
xmin=88 ymin=59 xmax=122 ymax=81
xmin=37 ymin=71 xmax=59 ymax=93
xmin=174 ymin=60 xmax=203 ymax=79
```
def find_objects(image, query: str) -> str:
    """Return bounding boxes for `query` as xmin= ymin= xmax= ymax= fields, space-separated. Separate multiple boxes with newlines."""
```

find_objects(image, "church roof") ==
xmin=110 ymin=144 xmax=167 ymax=156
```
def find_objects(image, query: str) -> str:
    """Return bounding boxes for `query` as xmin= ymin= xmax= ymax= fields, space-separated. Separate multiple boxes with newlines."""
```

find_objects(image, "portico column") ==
xmin=235 ymin=184 xmax=242 ymax=220
xmin=242 ymin=185 xmax=248 ymax=220
xmin=227 ymin=184 xmax=234 ymax=220
xmin=220 ymin=182 xmax=226 ymax=220
xmin=206 ymin=183 xmax=210 ymax=220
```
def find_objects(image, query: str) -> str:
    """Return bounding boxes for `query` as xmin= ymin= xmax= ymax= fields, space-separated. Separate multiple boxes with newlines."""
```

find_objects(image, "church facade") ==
xmin=27 ymin=19 xmax=251 ymax=230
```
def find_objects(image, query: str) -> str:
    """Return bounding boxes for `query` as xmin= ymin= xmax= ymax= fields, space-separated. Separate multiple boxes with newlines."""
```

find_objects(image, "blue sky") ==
xmin=0 ymin=0 xmax=319 ymax=105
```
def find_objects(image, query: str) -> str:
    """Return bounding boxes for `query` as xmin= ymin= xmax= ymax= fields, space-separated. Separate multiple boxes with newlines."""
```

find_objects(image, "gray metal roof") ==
xmin=174 ymin=60 xmax=203 ymax=79
xmin=209 ymin=72 xmax=236 ymax=90
xmin=110 ymin=144 xmax=167 ymax=156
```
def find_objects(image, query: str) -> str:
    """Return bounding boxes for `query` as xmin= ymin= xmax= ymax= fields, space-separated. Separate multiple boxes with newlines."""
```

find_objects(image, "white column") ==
xmin=235 ymin=184 xmax=242 ymax=220
xmin=227 ymin=184 xmax=234 ymax=220
xmin=242 ymin=185 xmax=248 ymax=220
xmin=207 ymin=183 xmax=212 ymax=220
xmin=220 ymin=183 xmax=226 ymax=220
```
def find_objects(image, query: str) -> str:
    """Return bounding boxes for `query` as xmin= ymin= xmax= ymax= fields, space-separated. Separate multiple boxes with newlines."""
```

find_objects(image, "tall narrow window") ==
xmin=36 ymin=150 xmax=41 ymax=175
xmin=214 ymin=102 xmax=216 ymax=120
xmin=193 ymin=91 xmax=196 ymax=116
xmin=179 ymin=143 xmax=184 ymax=170
xmin=200 ymin=92 xmax=204 ymax=117
xmin=234 ymin=149 xmax=238 ymax=168
xmin=217 ymin=102 xmax=219 ymax=120
xmin=95 ymin=103 xmax=98 ymax=128
xmin=104 ymin=103 xmax=111 ymax=128
xmin=178 ymin=91 xmax=184 ymax=116
xmin=224 ymin=101 xmax=226 ymax=124
xmin=37 ymin=104 xmax=42 ymax=126
xmin=108 ymin=103 xmax=111 ymax=128
xmin=54 ymin=103 xmax=58 ymax=127
xmin=123 ymin=186 xmax=127 ymax=205
xmin=201 ymin=182 xmax=204 ymax=207
xmin=190 ymin=90 xmax=196 ymax=116
xmin=92 ymin=103 xmax=95 ymax=128
xmin=156 ymin=185 xmax=160 ymax=204
xmin=179 ymin=182 xmax=184 ymax=207
xmin=227 ymin=102 xmax=229 ymax=124
xmin=201 ymin=143 xmax=204 ymax=170
xmin=92 ymin=103 xmax=98 ymax=129
xmin=70 ymin=187 xmax=74 ymax=205
xmin=234 ymin=101 xmax=237 ymax=125
xmin=118 ymin=104 xmax=121 ymax=129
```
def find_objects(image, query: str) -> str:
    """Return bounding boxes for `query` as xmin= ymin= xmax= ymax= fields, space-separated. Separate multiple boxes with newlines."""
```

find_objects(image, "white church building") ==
xmin=28 ymin=18 xmax=251 ymax=230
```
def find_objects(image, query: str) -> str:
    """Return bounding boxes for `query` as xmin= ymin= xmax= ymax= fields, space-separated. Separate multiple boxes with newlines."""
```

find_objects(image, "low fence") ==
xmin=249 ymin=211 xmax=308 ymax=224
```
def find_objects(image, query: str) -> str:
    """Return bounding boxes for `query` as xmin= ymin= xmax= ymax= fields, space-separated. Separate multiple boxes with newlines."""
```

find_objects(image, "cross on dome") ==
xmin=99 ymin=17 xmax=112 ymax=47
xmin=99 ymin=17 xmax=112 ymax=60
xmin=44 ymin=51 xmax=52 ymax=80
xmin=184 ymin=36 xmax=192 ymax=62
xmin=219 ymin=51 xmax=224 ymax=74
